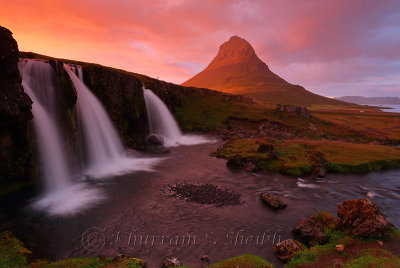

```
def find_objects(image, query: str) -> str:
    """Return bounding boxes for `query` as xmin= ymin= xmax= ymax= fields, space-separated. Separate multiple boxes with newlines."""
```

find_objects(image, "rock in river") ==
xmin=260 ymin=193 xmax=287 ymax=210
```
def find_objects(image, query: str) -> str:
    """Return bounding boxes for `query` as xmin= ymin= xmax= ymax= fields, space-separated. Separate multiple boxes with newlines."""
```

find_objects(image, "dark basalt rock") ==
xmin=336 ymin=198 xmax=388 ymax=238
xmin=226 ymin=155 xmax=257 ymax=172
xmin=257 ymin=143 xmax=274 ymax=153
xmin=260 ymin=193 xmax=287 ymax=210
xmin=226 ymin=155 xmax=243 ymax=169
xmin=145 ymin=133 xmax=164 ymax=146
xmin=0 ymin=25 xmax=33 ymax=190
xmin=273 ymin=239 xmax=302 ymax=263
xmin=292 ymin=212 xmax=335 ymax=246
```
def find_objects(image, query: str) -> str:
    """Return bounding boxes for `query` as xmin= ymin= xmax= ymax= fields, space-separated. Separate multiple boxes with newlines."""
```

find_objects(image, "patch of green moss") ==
xmin=285 ymin=229 xmax=349 ymax=268
xmin=0 ymin=231 xmax=31 ymax=268
xmin=343 ymin=248 xmax=400 ymax=268
xmin=208 ymin=254 xmax=274 ymax=268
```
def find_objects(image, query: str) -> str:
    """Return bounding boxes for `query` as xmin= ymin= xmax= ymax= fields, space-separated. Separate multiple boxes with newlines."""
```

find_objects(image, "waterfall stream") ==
xmin=19 ymin=59 xmax=104 ymax=216
xmin=64 ymin=65 xmax=160 ymax=178
xmin=142 ymin=86 xmax=212 ymax=146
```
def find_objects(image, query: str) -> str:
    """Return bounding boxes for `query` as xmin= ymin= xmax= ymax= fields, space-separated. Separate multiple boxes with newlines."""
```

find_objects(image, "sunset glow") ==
xmin=2 ymin=0 xmax=399 ymax=97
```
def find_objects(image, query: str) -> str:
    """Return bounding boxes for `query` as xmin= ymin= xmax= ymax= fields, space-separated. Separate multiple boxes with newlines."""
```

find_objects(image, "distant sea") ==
xmin=365 ymin=104 xmax=400 ymax=113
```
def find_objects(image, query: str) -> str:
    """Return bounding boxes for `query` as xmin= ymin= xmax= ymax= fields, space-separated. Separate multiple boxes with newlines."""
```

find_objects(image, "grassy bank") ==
xmin=214 ymin=137 xmax=400 ymax=176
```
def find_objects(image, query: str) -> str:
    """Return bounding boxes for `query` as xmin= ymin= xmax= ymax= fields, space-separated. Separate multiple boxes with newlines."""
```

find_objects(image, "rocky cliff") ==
xmin=0 ymin=26 xmax=33 ymax=195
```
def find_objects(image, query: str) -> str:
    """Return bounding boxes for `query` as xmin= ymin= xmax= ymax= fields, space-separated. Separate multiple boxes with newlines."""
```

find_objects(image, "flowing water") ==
xmin=64 ymin=65 xmax=160 ymax=178
xmin=143 ymin=87 xmax=211 ymax=147
xmin=12 ymin=140 xmax=400 ymax=267
xmin=18 ymin=60 xmax=104 ymax=216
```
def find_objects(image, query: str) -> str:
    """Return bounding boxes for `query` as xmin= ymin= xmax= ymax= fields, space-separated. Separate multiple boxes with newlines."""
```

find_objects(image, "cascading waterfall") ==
xmin=64 ymin=65 xmax=159 ymax=178
xmin=143 ymin=87 xmax=182 ymax=146
xmin=19 ymin=60 xmax=70 ymax=192
xmin=19 ymin=59 xmax=103 ymax=216
xmin=142 ymin=86 xmax=211 ymax=146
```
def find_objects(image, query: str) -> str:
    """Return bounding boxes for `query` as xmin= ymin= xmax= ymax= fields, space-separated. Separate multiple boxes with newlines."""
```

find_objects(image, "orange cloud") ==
xmin=1 ymin=0 xmax=399 ymax=97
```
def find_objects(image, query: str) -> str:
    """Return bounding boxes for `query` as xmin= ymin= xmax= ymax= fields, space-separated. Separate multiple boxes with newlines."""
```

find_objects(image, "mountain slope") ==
xmin=182 ymin=36 xmax=348 ymax=107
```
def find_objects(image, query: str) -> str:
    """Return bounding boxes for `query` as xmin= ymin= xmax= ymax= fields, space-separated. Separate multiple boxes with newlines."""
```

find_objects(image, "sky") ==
xmin=1 ymin=0 xmax=400 ymax=98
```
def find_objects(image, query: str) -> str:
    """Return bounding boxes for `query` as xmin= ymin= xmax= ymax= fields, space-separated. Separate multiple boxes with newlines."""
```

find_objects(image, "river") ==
xmin=10 ymin=139 xmax=400 ymax=267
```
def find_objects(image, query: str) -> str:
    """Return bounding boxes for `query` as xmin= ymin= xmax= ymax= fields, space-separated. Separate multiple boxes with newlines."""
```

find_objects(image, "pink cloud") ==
xmin=1 ymin=0 xmax=399 ymax=96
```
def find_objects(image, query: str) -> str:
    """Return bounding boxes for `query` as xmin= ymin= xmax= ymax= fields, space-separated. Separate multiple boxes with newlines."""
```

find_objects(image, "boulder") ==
xmin=292 ymin=212 xmax=335 ymax=246
xmin=260 ymin=193 xmax=287 ymax=210
xmin=273 ymin=239 xmax=302 ymax=263
xmin=336 ymin=198 xmax=388 ymax=238
xmin=162 ymin=257 xmax=182 ymax=267
xmin=145 ymin=133 xmax=164 ymax=146
xmin=276 ymin=104 xmax=311 ymax=117
xmin=257 ymin=144 xmax=274 ymax=153
xmin=226 ymin=155 xmax=243 ymax=169
xmin=335 ymin=244 xmax=344 ymax=252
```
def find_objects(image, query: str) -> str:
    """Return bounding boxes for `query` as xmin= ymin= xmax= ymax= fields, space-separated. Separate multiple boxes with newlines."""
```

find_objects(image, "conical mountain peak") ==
xmin=182 ymin=36 xmax=346 ymax=106
xmin=208 ymin=36 xmax=262 ymax=69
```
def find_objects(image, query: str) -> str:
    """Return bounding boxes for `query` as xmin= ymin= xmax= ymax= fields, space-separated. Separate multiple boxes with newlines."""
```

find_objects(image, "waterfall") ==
xmin=19 ymin=60 xmax=70 ymax=192
xmin=142 ymin=86 xmax=211 ymax=147
xmin=64 ymin=65 xmax=159 ymax=178
xmin=19 ymin=59 xmax=103 ymax=216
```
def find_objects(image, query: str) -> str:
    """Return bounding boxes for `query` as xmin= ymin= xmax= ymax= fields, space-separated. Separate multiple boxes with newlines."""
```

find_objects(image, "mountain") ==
xmin=182 ymin=36 xmax=348 ymax=107
xmin=337 ymin=96 xmax=400 ymax=105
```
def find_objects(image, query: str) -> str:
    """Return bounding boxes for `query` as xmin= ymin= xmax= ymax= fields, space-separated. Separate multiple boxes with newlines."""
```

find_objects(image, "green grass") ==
xmin=215 ymin=137 xmax=400 ymax=176
xmin=285 ymin=229 xmax=349 ymax=268
xmin=208 ymin=254 xmax=274 ymax=268
xmin=175 ymin=95 xmax=265 ymax=131
xmin=344 ymin=248 xmax=400 ymax=268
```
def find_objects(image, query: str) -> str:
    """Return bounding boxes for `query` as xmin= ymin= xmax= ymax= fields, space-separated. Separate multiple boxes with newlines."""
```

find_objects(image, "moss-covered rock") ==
xmin=0 ymin=231 xmax=31 ymax=268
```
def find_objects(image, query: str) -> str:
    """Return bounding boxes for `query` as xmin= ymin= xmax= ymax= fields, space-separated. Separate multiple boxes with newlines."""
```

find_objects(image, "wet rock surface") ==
xmin=336 ymin=198 xmax=389 ymax=238
xmin=260 ymin=193 xmax=287 ymax=210
xmin=145 ymin=133 xmax=164 ymax=146
xmin=167 ymin=183 xmax=242 ymax=207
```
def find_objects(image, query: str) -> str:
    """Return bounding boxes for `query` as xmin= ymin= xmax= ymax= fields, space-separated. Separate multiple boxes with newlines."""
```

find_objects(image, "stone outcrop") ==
xmin=336 ymin=198 xmax=389 ymax=238
xmin=0 ymin=26 xmax=33 ymax=191
xmin=276 ymin=104 xmax=311 ymax=117
xmin=273 ymin=239 xmax=302 ymax=263
xmin=292 ymin=211 xmax=335 ymax=246
xmin=162 ymin=257 xmax=182 ymax=267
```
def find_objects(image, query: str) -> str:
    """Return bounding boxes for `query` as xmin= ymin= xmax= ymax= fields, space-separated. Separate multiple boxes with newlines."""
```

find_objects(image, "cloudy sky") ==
xmin=2 ymin=0 xmax=399 ymax=97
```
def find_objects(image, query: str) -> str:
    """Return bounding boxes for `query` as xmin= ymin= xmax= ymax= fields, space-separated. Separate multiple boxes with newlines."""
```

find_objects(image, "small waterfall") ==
xmin=64 ymin=65 xmax=159 ymax=178
xmin=19 ymin=60 xmax=70 ymax=192
xmin=143 ymin=87 xmax=182 ymax=146
xmin=19 ymin=60 xmax=103 ymax=216
xmin=142 ymin=86 xmax=212 ymax=147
